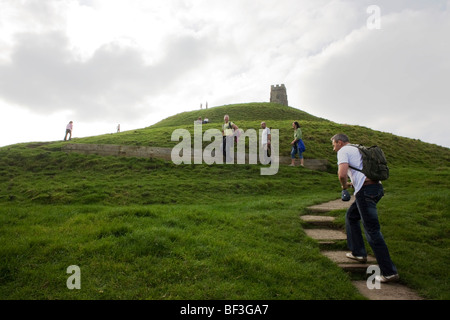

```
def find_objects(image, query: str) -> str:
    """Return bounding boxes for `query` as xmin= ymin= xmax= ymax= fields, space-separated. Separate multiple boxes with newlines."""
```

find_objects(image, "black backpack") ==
xmin=349 ymin=144 xmax=389 ymax=181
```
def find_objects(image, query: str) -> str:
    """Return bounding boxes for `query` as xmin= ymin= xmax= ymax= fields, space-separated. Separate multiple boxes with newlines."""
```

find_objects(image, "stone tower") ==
xmin=270 ymin=84 xmax=288 ymax=106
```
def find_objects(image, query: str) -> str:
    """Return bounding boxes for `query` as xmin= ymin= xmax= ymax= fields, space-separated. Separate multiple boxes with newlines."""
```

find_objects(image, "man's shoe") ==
xmin=376 ymin=274 xmax=400 ymax=283
xmin=346 ymin=253 xmax=367 ymax=263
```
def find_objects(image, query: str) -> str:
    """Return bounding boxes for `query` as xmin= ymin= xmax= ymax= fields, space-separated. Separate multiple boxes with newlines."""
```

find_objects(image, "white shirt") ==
xmin=261 ymin=127 xmax=271 ymax=145
xmin=337 ymin=145 xmax=366 ymax=194
xmin=223 ymin=122 xmax=234 ymax=136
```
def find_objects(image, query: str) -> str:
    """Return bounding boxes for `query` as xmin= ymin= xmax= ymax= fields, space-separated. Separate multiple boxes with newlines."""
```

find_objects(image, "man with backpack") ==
xmin=331 ymin=133 xmax=399 ymax=283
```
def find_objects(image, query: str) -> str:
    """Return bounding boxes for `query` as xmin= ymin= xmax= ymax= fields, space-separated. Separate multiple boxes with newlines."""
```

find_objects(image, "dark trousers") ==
xmin=64 ymin=129 xmax=72 ymax=141
xmin=222 ymin=136 xmax=234 ymax=163
xmin=345 ymin=183 xmax=398 ymax=276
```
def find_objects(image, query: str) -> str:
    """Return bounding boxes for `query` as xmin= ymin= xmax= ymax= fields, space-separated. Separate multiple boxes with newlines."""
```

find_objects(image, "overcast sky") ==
xmin=0 ymin=0 xmax=449 ymax=148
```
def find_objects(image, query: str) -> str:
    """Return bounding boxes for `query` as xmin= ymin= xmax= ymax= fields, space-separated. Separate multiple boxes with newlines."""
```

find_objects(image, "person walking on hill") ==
xmin=331 ymin=133 xmax=399 ymax=283
xmin=290 ymin=121 xmax=304 ymax=167
xmin=222 ymin=114 xmax=239 ymax=163
xmin=64 ymin=121 xmax=73 ymax=141
xmin=261 ymin=121 xmax=271 ymax=164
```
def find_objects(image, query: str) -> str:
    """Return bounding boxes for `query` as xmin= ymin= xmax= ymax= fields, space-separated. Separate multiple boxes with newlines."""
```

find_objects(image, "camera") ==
xmin=341 ymin=189 xmax=351 ymax=201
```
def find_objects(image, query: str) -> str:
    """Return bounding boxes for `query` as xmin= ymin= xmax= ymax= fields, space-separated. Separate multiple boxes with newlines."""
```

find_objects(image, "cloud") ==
xmin=297 ymin=7 xmax=450 ymax=147
xmin=0 ymin=30 xmax=210 ymax=121
xmin=0 ymin=0 xmax=449 ymax=148
xmin=0 ymin=0 xmax=370 ymax=123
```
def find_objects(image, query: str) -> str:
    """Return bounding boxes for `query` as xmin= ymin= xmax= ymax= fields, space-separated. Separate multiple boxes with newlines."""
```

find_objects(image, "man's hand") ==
xmin=342 ymin=181 xmax=353 ymax=189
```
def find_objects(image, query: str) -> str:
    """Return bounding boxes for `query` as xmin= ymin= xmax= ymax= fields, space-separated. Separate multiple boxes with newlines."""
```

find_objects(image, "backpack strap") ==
xmin=349 ymin=165 xmax=362 ymax=172
xmin=223 ymin=122 xmax=233 ymax=130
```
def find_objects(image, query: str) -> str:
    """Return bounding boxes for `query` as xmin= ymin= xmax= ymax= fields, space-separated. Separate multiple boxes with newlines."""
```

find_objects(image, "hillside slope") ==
xmin=0 ymin=102 xmax=449 ymax=300
xmin=49 ymin=102 xmax=449 ymax=169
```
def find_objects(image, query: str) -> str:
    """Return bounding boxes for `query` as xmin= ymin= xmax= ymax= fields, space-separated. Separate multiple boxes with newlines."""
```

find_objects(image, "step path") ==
xmin=302 ymin=197 xmax=423 ymax=300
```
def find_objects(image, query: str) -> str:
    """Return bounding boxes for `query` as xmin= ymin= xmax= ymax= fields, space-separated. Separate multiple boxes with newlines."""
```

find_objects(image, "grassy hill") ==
xmin=46 ymin=103 xmax=449 ymax=168
xmin=0 ymin=102 xmax=449 ymax=300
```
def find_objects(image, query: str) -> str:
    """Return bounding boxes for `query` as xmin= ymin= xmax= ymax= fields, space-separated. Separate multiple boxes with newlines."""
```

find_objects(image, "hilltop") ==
xmin=150 ymin=102 xmax=328 ymax=128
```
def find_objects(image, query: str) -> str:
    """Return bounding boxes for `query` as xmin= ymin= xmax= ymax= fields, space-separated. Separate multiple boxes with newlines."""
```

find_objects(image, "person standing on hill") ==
xmin=222 ymin=114 xmax=239 ymax=163
xmin=64 ymin=121 xmax=73 ymax=141
xmin=331 ymin=133 xmax=399 ymax=283
xmin=290 ymin=121 xmax=304 ymax=167
xmin=261 ymin=121 xmax=271 ymax=164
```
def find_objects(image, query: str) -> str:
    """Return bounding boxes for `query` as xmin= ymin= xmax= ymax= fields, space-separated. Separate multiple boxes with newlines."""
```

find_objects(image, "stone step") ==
xmin=300 ymin=215 xmax=336 ymax=227
xmin=339 ymin=264 xmax=377 ymax=273
xmin=352 ymin=281 xmax=424 ymax=300
xmin=304 ymin=229 xmax=347 ymax=242
xmin=307 ymin=198 xmax=353 ymax=213
xmin=321 ymin=250 xmax=377 ymax=264
xmin=323 ymin=250 xmax=424 ymax=299
xmin=321 ymin=251 xmax=378 ymax=273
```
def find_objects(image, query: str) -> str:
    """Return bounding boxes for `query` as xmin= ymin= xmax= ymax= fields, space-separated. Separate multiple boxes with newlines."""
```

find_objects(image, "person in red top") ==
xmin=64 ymin=121 xmax=73 ymax=141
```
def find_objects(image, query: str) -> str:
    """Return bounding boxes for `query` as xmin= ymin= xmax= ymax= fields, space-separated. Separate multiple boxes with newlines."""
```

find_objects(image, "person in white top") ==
xmin=64 ymin=121 xmax=73 ymax=141
xmin=331 ymin=133 xmax=399 ymax=283
xmin=221 ymin=115 xmax=239 ymax=163
xmin=260 ymin=122 xmax=271 ymax=164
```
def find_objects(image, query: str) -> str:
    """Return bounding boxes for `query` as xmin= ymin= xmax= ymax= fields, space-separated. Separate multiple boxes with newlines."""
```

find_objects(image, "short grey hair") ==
xmin=331 ymin=133 xmax=350 ymax=143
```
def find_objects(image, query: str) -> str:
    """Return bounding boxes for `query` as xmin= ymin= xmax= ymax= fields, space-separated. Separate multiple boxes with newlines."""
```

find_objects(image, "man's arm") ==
xmin=338 ymin=163 xmax=350 ymax=189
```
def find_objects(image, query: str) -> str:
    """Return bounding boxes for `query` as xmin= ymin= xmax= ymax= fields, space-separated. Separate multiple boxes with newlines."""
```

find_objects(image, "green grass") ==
xmin=0 ymin=150 xmax=357 ymax=299
xmin=0 ymin=201 xmax=361 ymax=299
xmin=0 ymin=102 xmax=449 ymax=300
xmin=377 ymin=168 xmax=450 ymax=299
